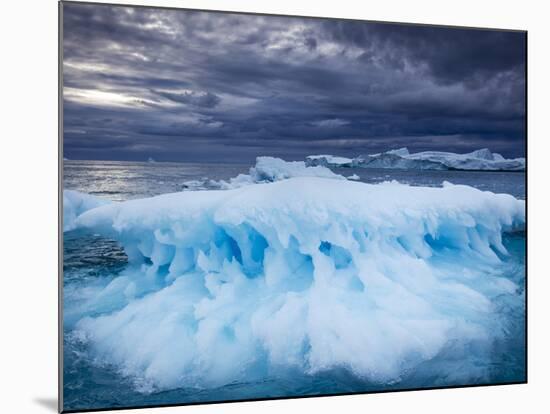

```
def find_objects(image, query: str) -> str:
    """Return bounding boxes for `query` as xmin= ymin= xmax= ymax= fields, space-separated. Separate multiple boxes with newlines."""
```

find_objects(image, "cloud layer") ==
xmin=62 ymin=3 xmax=526 ymax=162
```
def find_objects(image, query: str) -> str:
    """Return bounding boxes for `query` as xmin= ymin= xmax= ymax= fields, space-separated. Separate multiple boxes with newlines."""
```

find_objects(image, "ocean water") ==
xmin=62 ymin=160 xmax=526 ymax=411
xmin=63 ymin=160 xmax=526 ymax=201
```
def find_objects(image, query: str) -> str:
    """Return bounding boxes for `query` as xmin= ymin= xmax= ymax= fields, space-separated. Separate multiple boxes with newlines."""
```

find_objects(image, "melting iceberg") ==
xmin=66 ymin=177 xmax=525 ymax=392
xmin=307 ymin=148 xmax=525 ymax=171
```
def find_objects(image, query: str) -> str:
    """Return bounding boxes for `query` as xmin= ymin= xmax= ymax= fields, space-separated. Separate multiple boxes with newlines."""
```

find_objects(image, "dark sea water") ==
xmin=62 ymin=160 xmax=526 ymax=411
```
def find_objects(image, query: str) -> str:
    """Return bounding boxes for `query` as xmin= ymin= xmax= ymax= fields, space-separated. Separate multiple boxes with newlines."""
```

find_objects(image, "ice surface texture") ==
xmin=307 ymin=148 xmax=525 ymax=171
xmin=66 ymin=177 xmax=525 ymax=392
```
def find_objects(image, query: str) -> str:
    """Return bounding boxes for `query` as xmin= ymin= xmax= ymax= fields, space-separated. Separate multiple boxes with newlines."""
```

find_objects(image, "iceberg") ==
xmin=212 ymin=156 xmax=345 ymax=189
xmin=309 ymin=148 xmax=525 ymax=171
xmin=305 ymin=155 xmax=354 ymax=167
xmin=63 ymin=190 xmax=110 ymax=232
xmin=352 ymin=149 xmax=445 ymax=170
xmin=68 ymin=177 xmax=525 ymax=392
xmin=402 ymin=148 xmax=525 ymax=171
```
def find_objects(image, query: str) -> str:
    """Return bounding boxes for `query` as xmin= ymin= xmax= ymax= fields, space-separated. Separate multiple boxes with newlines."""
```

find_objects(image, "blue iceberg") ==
xmin=64 ymin=177 xmax=525 ymax=393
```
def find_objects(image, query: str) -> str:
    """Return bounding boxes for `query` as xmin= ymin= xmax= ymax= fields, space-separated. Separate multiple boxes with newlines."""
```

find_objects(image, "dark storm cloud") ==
xmin=62 ymin=2 xmax=526 ymax=162
xmin=322 ymin=21 xmax=526 ymax=85
xmin=152 ymin=90 xmax=222 ymax=108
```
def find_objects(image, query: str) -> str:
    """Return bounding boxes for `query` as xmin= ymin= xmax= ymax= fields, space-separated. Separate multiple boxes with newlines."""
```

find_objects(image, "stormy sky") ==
xmin=62 ymin=2 xmax=526 ymax=163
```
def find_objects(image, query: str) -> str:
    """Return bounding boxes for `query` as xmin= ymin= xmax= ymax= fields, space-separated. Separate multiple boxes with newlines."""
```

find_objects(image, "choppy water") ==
xmin=62 ymin=160 xmax=526 ymax=411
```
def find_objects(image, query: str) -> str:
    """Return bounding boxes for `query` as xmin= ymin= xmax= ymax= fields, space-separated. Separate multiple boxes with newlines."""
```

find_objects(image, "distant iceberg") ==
xmin=398 ymin=148 xmax=525 ymax=171
xmin=305 ymin=154 xmax=354 ymax=167
xmin=212 ymin=156 xmax=346 ymax=189
xmin=68 ymin=177 xmax=524 ymax=391
xmin=306 ymin=148 xmax=525 ymax=171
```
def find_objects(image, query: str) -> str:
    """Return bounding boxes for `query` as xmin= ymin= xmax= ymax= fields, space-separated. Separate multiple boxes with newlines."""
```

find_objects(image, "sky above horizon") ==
xmin=62 ymin=3 xmax=526 ymax=163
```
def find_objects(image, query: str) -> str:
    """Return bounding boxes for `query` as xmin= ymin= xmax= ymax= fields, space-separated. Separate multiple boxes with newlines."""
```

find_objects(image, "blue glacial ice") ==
xmin=65 ymin=177 xmax=525 ymax=393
